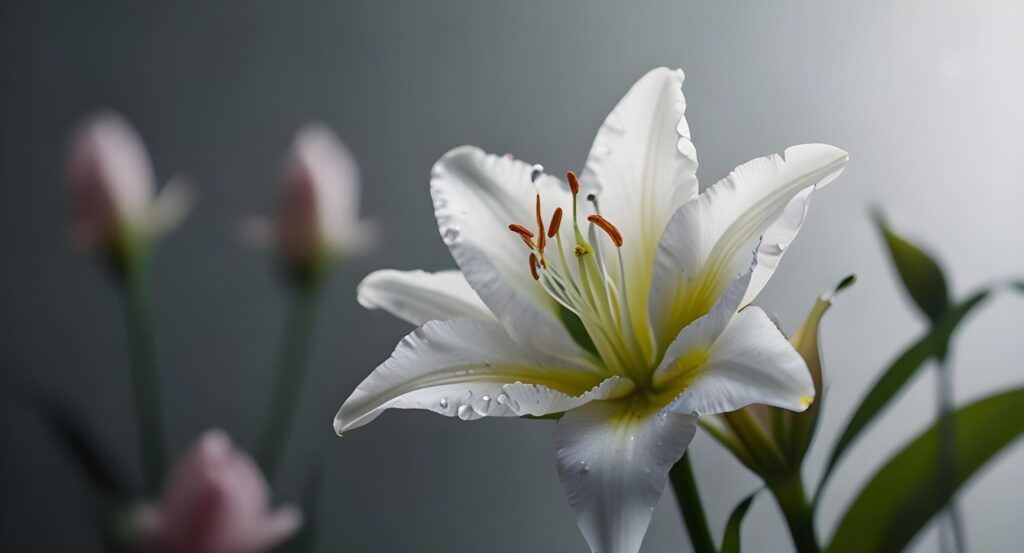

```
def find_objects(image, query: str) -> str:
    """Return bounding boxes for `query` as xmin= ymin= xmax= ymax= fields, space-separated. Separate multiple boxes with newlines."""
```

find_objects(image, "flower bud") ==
xmin=68 ymin=112 xmax=193 ymax=267
xmin=277 ymin=124 xmax=377 ymax=280
xmin=68 ymin=113 xmax=156 ymax=253
xmin=131 ymin=429 xmax=301 ymax=553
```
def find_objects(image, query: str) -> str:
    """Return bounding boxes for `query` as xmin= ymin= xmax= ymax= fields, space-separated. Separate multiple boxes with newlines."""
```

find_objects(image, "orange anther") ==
xmin=587 ymin=214 xmax=624 ymax=247
xmin=566 ymin=171 xmax=580 ymax=196
xmin=547 ymin=208 xmax=563 ymax=238
xmin=508 ymin=223 xmax=535 ymax=238
xmin=529 ymin=253 xmax=540 ymax=280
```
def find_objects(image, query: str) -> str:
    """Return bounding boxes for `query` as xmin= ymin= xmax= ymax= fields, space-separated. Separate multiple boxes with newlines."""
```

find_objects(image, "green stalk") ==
xmin=121 ymin=254 xmax=166 ymax=496
xmin=670 ymin=452 xmax=717 ymax=553
xmin=935 ymin=357 xmax=966 ymax=553
xmin=257 ymin=280 xmax=320 ymax=482
xmin=769 ymin=473 xmax=820 ymax=553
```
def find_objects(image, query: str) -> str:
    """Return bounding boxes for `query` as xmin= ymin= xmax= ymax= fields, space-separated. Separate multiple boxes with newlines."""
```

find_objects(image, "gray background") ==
xmin=2 ymin=1 xmax=1023 ymax=551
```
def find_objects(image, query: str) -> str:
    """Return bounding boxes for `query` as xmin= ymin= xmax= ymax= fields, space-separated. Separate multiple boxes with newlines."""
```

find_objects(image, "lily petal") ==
xmin=580 ymin=67 xmax=700 ymax=356
xmin=649 ymin=144 xmax=848 ymax=348
xmin=554 ymin=399 xmax=697 ymax=553
xmin=431 ymin=146 xmax=590 ymax=363
xmin=667 ymin=306 xmax=814 ymax=416
xmin=334 ymin=318 xmax=613 ymax=434
xmin=148 ymin=175 xmax=195 ymax=236
xmin=357 ymin=269 xmax=494 ymax=326
xmin=651 ymin=266 xmax=752 ymax=388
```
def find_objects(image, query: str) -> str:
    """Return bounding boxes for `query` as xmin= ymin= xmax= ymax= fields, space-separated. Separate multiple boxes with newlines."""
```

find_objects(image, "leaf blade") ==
xmin=875 ymin=214 xmax=950 ymax=323
xmin=721 ymin=492 xmax=758 ymax=553
xmin=827 ymin=387 xmax=1024 ymax=553
xmin=819 ymin=290 xmax=989 ymax=491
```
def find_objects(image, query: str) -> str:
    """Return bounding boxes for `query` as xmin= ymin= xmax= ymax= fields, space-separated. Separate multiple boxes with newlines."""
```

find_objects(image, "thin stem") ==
xmin=122 ymin=255 xmax=166 ymax=496
xmin=670 ymin=452 xmax=717 ymax=553
xmin=769 ymin=473 xmax=820 ymax=553
xmin=257 ymin=281 xmax=320 ymax=482
xmin=936 ymin=356 xmax=966 ymax=553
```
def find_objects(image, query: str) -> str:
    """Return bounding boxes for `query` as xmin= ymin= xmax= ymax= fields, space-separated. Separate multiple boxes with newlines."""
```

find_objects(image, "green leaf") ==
xmin=783 ymin=275 xmax=855 ymax=465
xmin=827 ymin=387 xmax=1024 ymax=553
xmin=721 ymin=492 xmax=758 ymax=553
xmin=818 ymin=290 xmax=989 ymax=493
xmin=875 ymin=213 xmax=951 ymax=323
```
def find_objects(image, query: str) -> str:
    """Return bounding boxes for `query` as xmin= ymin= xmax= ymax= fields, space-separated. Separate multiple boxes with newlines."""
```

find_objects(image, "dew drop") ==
xmin=439 ymin=398 xmax=449 ymax=409
xmin=474 ymin=395 xmax=492 ymax=415
xmin=530 ymin=164 xmax=544 ymax=183
xmin=496 ymin=393 xmax=509 ymax=404
xmin=777 ymin=241 xmax=788 ymax=252
xmin=457 ymin=404 xmax=472 ymax=420
xmin=442 ymin=226 xmax=461 ymax=245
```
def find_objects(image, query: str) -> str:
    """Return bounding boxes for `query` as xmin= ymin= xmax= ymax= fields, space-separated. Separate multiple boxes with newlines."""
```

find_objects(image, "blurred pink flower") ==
xmin=279 ymin=124 xmax=377 ymax=264
xmin=243 ymin=124 xmax=377 ymax=275
xmin=68 ymin=112 xmax=192 ymax=254
xmin=132 ymin=429 xmax=301 ymax=553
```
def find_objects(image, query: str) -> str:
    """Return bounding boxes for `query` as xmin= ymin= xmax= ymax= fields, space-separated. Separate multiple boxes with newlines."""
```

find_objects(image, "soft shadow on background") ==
xmin=2 ymin=1 xmax=1022 ymax=551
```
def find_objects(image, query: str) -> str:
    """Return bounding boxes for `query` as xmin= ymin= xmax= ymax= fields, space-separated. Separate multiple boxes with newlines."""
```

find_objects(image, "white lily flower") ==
xmin=337 ymin=67 xmax=848 ymax=553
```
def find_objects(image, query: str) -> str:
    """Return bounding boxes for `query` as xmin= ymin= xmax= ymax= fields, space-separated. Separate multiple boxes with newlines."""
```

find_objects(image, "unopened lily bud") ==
xmin=276 ymin=124 xmax=377 ymax=281
xmin=67 ymin=112 xmax=192 ymax=267
xmin=131 ymin=429 xmax=302 ymax=553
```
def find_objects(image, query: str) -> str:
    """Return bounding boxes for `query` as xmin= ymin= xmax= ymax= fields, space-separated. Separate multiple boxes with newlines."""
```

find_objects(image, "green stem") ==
xmin=257 ymin=281 xmax=320 ymax=482
xmin=770 ymin=473 xmax=820 ymax=553
xmin=122 ymin=255 xmax=166 ymax=496
xmin=935 ymin=357 xmax=966 ymax=553
xmin=670 ymin=452 xmax=717 ymax=553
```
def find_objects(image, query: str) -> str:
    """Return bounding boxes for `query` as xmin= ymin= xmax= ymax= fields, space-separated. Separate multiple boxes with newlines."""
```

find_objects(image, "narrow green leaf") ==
xmin=721 ymin=492 xmax=758 ymax=553
xmin=875 ymin=213 xmax=951 ymax=323
xmin=827 ymin=388 xmax=1024 ymax=553
xmin=818 ymin=290 xmax=989 ymax=492
xmin=784 ymin=275 xmax=855 ymax=465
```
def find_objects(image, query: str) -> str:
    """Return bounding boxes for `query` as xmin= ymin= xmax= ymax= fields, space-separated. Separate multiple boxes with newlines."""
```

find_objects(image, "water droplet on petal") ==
xmin=496 ymin=393 xmax=508 ymax=404
xmin=457 ymin=404 xmax=472 ymax=420
xmin=777 ymin=241 xmax=788 ymax=252
xmin=474 ymin=395 xmax=492 ymax=416
xmin=442 ymin=226 xmax=461 ymax=245
xmin=439 ymin=398 xmax=449 ymax=409
xmin=530 ymin=164 xmax=544 ymax=183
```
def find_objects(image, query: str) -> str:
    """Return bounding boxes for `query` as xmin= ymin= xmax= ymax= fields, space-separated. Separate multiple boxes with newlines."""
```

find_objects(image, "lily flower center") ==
xmin=509 ymin=169 xmax=651 ymax=388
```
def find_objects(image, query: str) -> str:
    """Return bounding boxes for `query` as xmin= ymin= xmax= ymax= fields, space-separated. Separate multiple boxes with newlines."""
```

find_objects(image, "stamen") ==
xmin=548 ymin=208 xmax=563 ymax=238
xmin=529 ymin=253 xmax=540 ymax=280
xmin=574 ymin=245 xmax=591 ymax=257
xmin=587 ymin=214 xmax=624 ymax=247
xmin=535 ymin=194 xmax=547 ymax=254
xmin=566 ymin=171 xmax=580 ymax=196
xmin=509 ymin=224 xmax=536 ymax=249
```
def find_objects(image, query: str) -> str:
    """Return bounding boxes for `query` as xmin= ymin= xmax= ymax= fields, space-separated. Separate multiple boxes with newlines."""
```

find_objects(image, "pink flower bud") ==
xmin=277 ymin=124 xmax=377 ymax=269
xmin=132 ymin=429 xmax=301 ymax=553
xmin=68 ymin=113 xmax=156 ymax=250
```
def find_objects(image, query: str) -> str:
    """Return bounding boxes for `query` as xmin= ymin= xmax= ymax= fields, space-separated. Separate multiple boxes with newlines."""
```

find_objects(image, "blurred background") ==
xmin=1 ymin=1 xmax=1023 ymax=551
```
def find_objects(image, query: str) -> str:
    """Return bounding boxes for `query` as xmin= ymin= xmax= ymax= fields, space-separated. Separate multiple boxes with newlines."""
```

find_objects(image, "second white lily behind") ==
xmin=337 ymin=67 xmax=848 ymax=553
